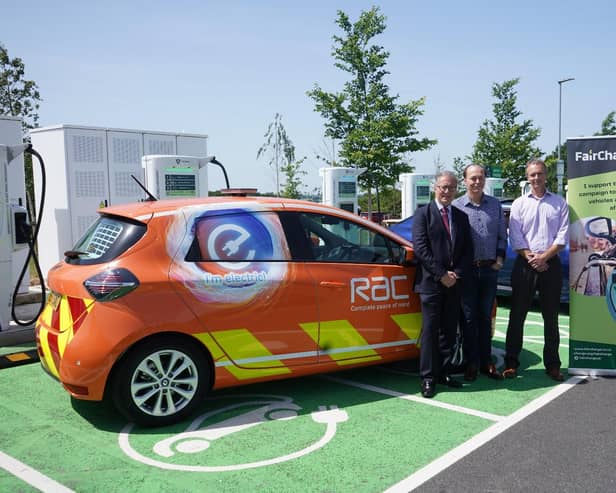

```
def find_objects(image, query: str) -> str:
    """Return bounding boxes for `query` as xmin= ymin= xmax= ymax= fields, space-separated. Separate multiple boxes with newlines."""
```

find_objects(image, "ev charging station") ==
xmin=142 ymin=154 xmax=211 ymax=200
xmin=1 ymin=116 xmax=31 ymax=332
xmin=0 ymin=143 xmax=29 ymax=332
xmin=319 ymin=167 xmax=365 ymax=214
xmin=400 ymin=173 xmax=434 ymax=219
xmin=485 ymin=177 xmax=506 ymax=199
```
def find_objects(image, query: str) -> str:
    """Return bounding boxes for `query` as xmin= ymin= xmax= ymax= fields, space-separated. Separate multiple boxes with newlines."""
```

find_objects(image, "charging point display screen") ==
xmin=416 ymin=183 xmax=430 ymax=204
xmin=165 ymin=168 xmax=197 ymax=197
xmin=338 ymin=181 xmax=356 ymax=197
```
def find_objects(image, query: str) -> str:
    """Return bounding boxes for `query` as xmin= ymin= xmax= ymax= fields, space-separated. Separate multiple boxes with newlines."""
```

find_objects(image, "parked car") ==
xmin=388 ymin=202 xmax=570 ymax=303
xmin=35 ymin=196 xmax=420 ymax=427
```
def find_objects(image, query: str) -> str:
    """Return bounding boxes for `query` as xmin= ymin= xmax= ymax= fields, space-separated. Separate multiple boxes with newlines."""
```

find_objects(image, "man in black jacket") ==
xmin=412 ymin=171 xmax=473 ymax=398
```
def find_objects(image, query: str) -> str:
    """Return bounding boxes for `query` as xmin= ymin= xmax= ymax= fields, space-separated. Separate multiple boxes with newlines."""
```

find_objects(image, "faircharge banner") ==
xmin=568 ymin=135 xmax=616 ymax=374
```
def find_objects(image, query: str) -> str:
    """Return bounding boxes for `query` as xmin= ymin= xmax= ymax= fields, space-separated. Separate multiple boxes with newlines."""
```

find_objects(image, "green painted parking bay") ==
xmin=0 ymin=307 xmax=573 ymax=492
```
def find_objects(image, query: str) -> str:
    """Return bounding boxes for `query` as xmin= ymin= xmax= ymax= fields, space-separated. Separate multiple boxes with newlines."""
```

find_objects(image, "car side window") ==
xmin=185 ymin=210 xmax=291 ymax=262
xmin=279 ymin=211 xmax=398 ymax=264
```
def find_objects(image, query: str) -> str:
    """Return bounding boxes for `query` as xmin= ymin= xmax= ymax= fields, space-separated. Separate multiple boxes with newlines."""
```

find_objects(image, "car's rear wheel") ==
xmin=111 ymin=337 xmax=209 ymax=427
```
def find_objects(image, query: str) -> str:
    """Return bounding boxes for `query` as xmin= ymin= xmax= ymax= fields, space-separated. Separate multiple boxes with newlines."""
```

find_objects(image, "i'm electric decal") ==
xmin=167 ymin=208 xmax=289 ymax=304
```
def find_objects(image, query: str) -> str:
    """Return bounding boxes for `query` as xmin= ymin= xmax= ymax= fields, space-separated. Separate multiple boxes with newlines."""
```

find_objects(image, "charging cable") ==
xmin=10 ymin=144 xmax=47 ymax=326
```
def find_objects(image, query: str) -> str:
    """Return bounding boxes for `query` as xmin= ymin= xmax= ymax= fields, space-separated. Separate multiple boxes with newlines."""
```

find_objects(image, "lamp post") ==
xmin=557 ymin=77 xmax=574 ymax=195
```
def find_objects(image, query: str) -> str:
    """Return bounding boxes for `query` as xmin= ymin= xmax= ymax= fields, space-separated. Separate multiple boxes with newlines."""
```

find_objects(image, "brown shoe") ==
xmin=464 ymin=366 xmax=478 ymax=382
xmin=546 ymin=367 xmax=565 ymax=382
xmin=502 ymin=367 xmax=517 ymax=379
xmin=480 ymin=363 xmax=504 ymax=380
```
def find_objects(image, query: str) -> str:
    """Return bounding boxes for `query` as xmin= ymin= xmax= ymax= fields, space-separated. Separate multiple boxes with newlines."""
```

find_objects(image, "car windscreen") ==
xmin=65 ymin=214 xmax=147 ymax=265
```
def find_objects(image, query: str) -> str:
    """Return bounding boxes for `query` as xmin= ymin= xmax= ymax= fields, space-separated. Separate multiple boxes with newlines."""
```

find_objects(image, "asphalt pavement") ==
xmin=415 ymin=375 xmax=616 ymax=493
xmin=0 ymin=287 xmax=43 ymax=346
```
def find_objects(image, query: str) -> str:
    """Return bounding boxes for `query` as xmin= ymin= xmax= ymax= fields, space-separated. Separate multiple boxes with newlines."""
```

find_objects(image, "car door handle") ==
xmin=320 ymin=281 xmax=346 ymax=288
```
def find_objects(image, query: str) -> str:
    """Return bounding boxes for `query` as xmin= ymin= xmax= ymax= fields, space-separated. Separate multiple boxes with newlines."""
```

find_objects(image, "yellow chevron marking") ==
xmin=84 ymin=299 xmax=95 ymax=313
xmin=58 ymin=297 xmax=72 ymax=332
xmin=391 ymin=312 xmax=422 ymax=341
xmin=300 ymin=320 xmax=381 ymax=365
xmin=57 ymin=326 xmax=74 ymax=357
xmin=56 ymin=297 xmax=72 ymax=356
xmin=195 ymin=330 xmax=290 ymax=380
xmin=38 ymin=327 xmax=59 ymax=378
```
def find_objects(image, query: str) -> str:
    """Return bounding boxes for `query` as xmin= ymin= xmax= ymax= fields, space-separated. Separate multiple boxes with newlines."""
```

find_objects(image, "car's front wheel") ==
xmin=111 ymin=337 xmax=209 ymax=427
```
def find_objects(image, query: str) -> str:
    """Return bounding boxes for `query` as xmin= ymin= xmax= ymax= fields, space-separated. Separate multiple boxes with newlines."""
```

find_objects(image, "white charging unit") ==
xmin=0 ymin=143 xmax=28 ymax=331
xmin=485 ymin=177 xmax=506 ymax=199
xmin=142 ymin=155 xmax=210 ymax=200
xmin=400 ymin=173 xmax=434 ymax=219
xmin=319 ymin=167 xmax=366 ymax=214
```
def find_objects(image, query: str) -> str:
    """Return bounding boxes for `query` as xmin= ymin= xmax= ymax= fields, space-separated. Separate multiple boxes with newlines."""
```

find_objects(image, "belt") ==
xmin=472 ymin=259 xmax=496 ymax=267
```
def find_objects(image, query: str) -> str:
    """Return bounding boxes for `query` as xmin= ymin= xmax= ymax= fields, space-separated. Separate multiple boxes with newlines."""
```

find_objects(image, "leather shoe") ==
xmin=421 ymin=379 xmax=435 ymax=398
xmin=438 ymin=375 xmax=463 ymax=388
xmin=464 ymin=366 xmax=478 ymax=382
xmin=502 ymin=367 xmax=517 ymax=379
xmin=546 ymin=367 xmax=565 ymax=382
xmin=480 ymin=364 xmax=504 ymax=380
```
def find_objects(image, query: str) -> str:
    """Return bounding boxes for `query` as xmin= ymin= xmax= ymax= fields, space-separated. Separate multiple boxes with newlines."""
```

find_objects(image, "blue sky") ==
xmin=3 ymin=0 xmax=615 ymax=193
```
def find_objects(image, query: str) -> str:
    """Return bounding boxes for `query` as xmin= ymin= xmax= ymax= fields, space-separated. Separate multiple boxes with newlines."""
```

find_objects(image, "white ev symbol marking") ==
xmin=207 ymin=224 xmax=256 ymax=271
xmin=118 ymin=394 xmax=349 ymax=472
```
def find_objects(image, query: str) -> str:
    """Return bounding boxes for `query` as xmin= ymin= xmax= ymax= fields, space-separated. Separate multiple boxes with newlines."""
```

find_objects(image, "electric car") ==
xmin=35 ymin=196 xmax=421 ymax=427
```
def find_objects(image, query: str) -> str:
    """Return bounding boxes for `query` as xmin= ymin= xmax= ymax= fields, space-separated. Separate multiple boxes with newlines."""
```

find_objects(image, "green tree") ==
xmin=452 ymin=156 xmax=466 ymax=185
xmin=470 ymin=78 xmax=541 ymax=197
xmin=595 ymin=111 xmax=616 ymax=136
xmin=0 ymin=43 xmax=41 ymax=131
xmin=307 ymin=7 xmax=435 ymax=213
xmin=280 ymin=156 xmax=307 ymax=199
xmin=256 ymin=113 xmax=306 ymax=198
xmin=358 ymin=185 xmax=401 ymax=218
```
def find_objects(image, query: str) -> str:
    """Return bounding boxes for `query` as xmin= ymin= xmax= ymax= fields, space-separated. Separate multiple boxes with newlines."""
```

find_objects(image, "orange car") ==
xmin=35 ymin=197 xmax=421 ymax=426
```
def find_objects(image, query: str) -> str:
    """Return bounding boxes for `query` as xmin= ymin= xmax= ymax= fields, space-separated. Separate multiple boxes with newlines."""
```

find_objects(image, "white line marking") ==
xmin=321 ymin=375 xmax=504 ymax=422
xmin=0 ymin=450 xmax=75 ymax=493
xmin=494 ymin=316 xmax=569 ymax=329
xmin=383 ymin=375 xmax=587 ymax=493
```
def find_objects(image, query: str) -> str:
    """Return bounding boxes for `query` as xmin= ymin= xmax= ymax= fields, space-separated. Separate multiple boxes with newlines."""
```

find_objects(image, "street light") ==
xmin=557 ymin=77 xmax=574 ymax=195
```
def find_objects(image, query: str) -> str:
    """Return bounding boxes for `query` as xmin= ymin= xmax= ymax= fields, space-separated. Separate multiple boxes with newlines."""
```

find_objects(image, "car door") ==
xmin=169 ymin=207 xmax=319 ymax=373
xmin=279 ymin=211 xmax=422 ymax=366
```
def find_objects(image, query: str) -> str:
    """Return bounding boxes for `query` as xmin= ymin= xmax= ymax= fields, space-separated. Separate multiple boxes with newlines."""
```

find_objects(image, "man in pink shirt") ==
xmin=504 ymin=159 xmax=569 ymax=381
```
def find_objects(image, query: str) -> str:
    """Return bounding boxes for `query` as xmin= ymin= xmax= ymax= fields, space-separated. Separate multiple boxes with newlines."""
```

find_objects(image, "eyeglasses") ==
xmin=436 ymin=185 xmax=456 ymax=192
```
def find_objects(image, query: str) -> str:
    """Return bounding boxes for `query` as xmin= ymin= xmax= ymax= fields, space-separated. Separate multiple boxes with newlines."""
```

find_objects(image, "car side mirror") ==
xmin=398 ymin=245 xmax=415 ymax=266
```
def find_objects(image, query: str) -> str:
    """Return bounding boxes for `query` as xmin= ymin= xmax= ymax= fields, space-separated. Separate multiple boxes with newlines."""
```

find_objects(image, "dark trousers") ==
xmin=419 ymin=287 xmax=460 ymax=380
xmin=461 ymin=266 xmax=498 ymax=369
xmin=505 ymin=255 xmax=562 ymax=370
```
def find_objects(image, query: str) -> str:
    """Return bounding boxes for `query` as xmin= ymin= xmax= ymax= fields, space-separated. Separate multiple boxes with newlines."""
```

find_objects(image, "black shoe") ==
xmin=421 ymin=379 xmax=436 ymax=398
xmin=480 ymin=363 xmax=504 ymax=380
xmin=438 ymin=375 xmax=463 ymax=388
xmin=545 ymin=367 xmax=565 ymax=382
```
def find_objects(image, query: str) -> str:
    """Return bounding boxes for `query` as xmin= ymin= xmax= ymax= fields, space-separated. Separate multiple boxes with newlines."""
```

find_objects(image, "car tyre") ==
xmin=111 ymin=337 xmax=209 ymax=427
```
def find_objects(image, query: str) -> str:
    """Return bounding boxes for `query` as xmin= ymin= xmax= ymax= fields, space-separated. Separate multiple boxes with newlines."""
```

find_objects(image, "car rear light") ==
xmin=83 ymin=268 xmax=139 ymax=301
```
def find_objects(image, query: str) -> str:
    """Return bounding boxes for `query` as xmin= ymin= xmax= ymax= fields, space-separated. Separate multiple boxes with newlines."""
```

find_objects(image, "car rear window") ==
xmin=65 ymin=214 xmax=146 ymax=265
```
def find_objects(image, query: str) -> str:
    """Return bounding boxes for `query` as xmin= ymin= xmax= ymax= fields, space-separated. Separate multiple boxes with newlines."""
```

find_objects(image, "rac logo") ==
xmin=350 ymin=275 xmax=409 ymax=303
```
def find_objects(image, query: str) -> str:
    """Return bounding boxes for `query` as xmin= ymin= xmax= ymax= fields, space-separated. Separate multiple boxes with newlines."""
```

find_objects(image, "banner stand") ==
xmin=567 ymin=135 xmax=616 ymax=375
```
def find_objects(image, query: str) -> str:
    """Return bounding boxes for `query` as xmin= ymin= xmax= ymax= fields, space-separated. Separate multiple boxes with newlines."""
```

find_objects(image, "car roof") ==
xmin=100 ymin=196 xmax=412 ymax=246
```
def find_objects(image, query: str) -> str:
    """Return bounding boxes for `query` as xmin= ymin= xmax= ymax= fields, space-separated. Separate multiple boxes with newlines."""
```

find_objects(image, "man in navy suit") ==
xmin=412 ymin=171 xmax=473 ymax=398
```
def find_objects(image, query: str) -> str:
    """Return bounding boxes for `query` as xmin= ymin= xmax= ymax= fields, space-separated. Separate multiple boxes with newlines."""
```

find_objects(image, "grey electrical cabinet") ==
xmin=30 ymin=124 xmax=208 ymax=279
